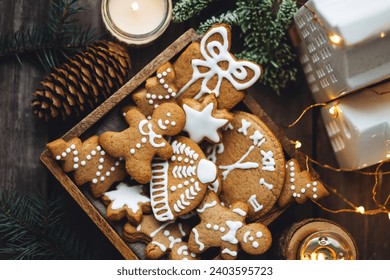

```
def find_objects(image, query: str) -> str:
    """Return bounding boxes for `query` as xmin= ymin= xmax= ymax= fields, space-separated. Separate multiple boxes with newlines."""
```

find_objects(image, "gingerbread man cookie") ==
xmin=181 ymin=93 xmax=233 ymax=143
xmin=132 ymin=62 xmax=178 ymax=117
xmin=206 ymin=111 xmax=285 ymax=221
xmin=150 ymin=136 xmax=219 ymax=222
xmin=99 ymin=103 xmax=186 ymax=184
xmin=47 ymin=136 xmax=127 ymax=198
xmin=102 ymin=182 xmax=151 ymax=225
xmin=173 ymin=24 xmax=262 ymax=110
xmin=188 ymin=191 xmax=272 ymax=260
xmin=278 ymin=159 xmax=329 ymax=207
xmin=123 ymin=214 xmax=198 ymax=260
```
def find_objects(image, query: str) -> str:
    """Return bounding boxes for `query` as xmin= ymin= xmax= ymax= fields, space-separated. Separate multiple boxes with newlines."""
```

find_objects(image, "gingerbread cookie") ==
xmin=278 ymin=159 xmax=329 ymax=207
xmin=173 ymin=24 xmax=262 ymax=110
xmin=206 ymin=111 xmax=285 ymax=221
xmin=150 ymin=136 xmax=219 ymax=222
xmin=47 ymin=136 xmax=126 ymax=198
xmin=102 ymin=182 xmax=151 ymax=225
xmin=123 ymin=214 xmax=198 ymax=260
xmin=188 ymin=191 xmax=272 ymax=260
xmin=181 ymin=93 xmax=233 ymax=143
xmin=132 ymin=62 xmax=178 ymax=117
xmin=99 ymin=103 xmax=186 ymax=184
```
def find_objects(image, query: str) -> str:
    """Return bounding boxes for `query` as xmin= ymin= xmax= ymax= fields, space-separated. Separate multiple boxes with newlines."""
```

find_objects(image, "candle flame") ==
xmin=329 ymin=34 xmax=342 ymax=45
xmin=131 ymin=1 xmax=140 ymax=11
xmin=356 ymin=206 xmax=365 ymax=214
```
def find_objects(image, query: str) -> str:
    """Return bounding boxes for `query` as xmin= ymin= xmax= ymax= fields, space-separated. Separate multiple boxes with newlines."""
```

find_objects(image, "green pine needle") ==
xmin=0 ymin=0 xmax=99 ymax=71
xmin=173 ymin=0 xmax=219 ymax=22
xmin=0 ymin=190 xmax=91 ymax=260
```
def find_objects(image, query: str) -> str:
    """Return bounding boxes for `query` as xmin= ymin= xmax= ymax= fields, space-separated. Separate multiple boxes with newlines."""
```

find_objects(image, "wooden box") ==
xmin=40 ymin=29 xmax=318 ymax=260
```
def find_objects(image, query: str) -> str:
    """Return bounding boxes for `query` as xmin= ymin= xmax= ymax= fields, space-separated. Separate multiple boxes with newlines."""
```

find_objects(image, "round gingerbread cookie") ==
xmin=206 ymin=111 xmax=285 ymax=221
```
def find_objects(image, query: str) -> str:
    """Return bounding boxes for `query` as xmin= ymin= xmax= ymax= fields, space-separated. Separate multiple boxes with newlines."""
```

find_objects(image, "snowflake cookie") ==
xmin=101 ymin=182 xmax=151 ymax=225
xmin=277 ymin=159 xmax=329 ymax=207
xmin=181 ymin=93 xmax=233 ymax=143
xmin=188 ymin=191 xmax=272 ymax=260
xmin=150 ymin=136 xmax=220 ymax=222
xmin=206 ymin=111 xmax=285 ymax=221
xmin=123 ymin=214 xmax=198 ymax=260
xmin=132 ymin=62 xmax=179 ymax=117
xmin=99 ymin=103 xmax=186 ymax=184
xmin=173 ymin=24 xmax=262 ymax=110
xmin=47 ymin=136 xmax=126 ymax=198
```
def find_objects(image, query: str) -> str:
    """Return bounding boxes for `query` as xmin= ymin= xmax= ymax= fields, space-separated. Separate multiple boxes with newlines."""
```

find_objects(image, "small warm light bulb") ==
xmin=386 ymin=153 xmax=390 ymax=158
xmin=295 ymin=140 xmax=302 ymax=149
xmin=356 ymin=206 xmax=365 ymax=214
xmin=329 ymin=34 xmax=342 ymax=45
xmin=388 ymin=213 xmax=390 ymax=220
xmin=329 ymin=105 xmax=338 ymax=118
xmin=380 ymin=32 xmax=386 ymax=38
xmin=131 ymin=1 xmax=140 ymax=11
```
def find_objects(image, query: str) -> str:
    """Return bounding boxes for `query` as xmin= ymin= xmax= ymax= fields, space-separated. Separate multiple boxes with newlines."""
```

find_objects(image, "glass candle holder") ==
xmin=102 ymin=0 xmax=172 ymax=46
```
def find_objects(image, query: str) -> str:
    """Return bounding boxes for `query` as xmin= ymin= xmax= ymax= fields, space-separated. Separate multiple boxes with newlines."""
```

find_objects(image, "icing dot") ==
xmin=164 ymin=230 xmax=170 ymax=236
xmin=190 ymin=253 xmax=196 ymax=257
xmin=297 ymin=193 xmax=301 ymax=198
xmin=290 ymin=167 xmax=295 ymax=171
xmin=184 ymin=181 xmax=189 ymax=186
xmin=290 ymin=178 xmax=295 ymax=183
xmin=55 ymin=155 xmax=61 ymax=160
xmin=70 ymin=144 xmax=76 ymax=150
xmin=178 ymin=156 xmax=182 ymax=162
xmin=136 ymin=143 xmax=141 ymax=149
xmin=168 ymin=88 xmax=173 ymax=93
xmin=170 ymin=186 xmax=177 ymax=191
xmin=190 ymin=178 xmax=195 ymax=183
xmin=164 ymin=84 xmax=169 ymax=89
xmin=291 ymin=185 xmax=296 ymax=190
xmin=162 ymin=71 xmax=167 ymax=76
xmin=165 ymin=95 xmax=170 ymax=99
xmin=148 ymin=100 xmax=153 ymax=104
xmin=66 ymin=148 xmax=71 ymax=153
xmin=157 ymin=73 xmax=162 ymax=79
xmin=301 ymin=188 xmax=306 ymax=193
xmin=164 ymin=119 xmax=170 ymax=125
xmin=289 ymin=161 xmax=295 ymax=166
xmin=100 ymin=151 xmax=106 ymax=156
xmin=206 ymin=224 xmax=212 ymax=229
xmin=171 ymin=121 xmax=176 ymax=126
xmin=249 ymin=236 xmax=254 ymax=241
xmin=106 ymin=171 xmax=110 ymax=177
xmin=61 ymin=152 xmax=67 ymax=157
xmin=306 ymin=183 xmax=311 ymax=188
xmin=100 ymin=176 xmax=105 ymax=182
xmin=256 ymin=231 xmax=263 ymax=238
xmin=130 ymin=148 xmax=135 ymax=154
xmin=110 ymin=167 xmax=115 ymax=172
xmin=313 ymin=187 xmax=317 ymax=192
xmin=313 ymin=181 xmax=318 ymax=186
xmin=146 ymin=93 xmax=151 ymax=98
xmin=172 ymin=92 xmax=177 ymax=97
xmin=73 ymin=151 xmax=78 ymax=155
xmin=177 ymin=184 xmax=183 ymax=189
xmin=73 ymin=157 xmax=79 ymax=163
xmin=98 ymin=165 xmax=103 ymax=170
xmin=293 ymin=193 xmax=297 ymax=197
xmin=147 ymin=116 xmax=152 ymax=120
xmin=154 ymin=104 xmax=159 ymax=109
xmin=141 ymin=137 xmax=147 ymax=143
xmin=290 ymin=172 xmax=295 ymax=177
xmin=92 ymin=178 xmax=98 ymax=184
xmin=313 ymin=194 xmax=318 ymax=199
xmin=184 ymin=158 xmax=189 ymax=163
xmin=97 ymin=146 xmax=101 ymax=151
xmin=99 ymin=158 xmax=104 ymax=163
xmin=86 ymin=155 xmax=92 ymax=160
xmin=183 ymin=251 xmax=188 ymax=256
xmin=73 ymin=164 xmax=79 ymax=169
xmin=190 ymin=160 xmax=194 ymax=165
xmin=115 ymin=161 xmax=120 ymax=166
xmin=166 ymin=112 xmax=171 ymax=117
xmin=80 ymin=161 xmax=86 ymax=166
xmin=91 ymin=150 xmax=96 ymax=156
xmin=159 ymin=78 xmax=165 ymax=84
xmin=219 ymin=227 xmax=225 ymax=232
xmin=96 ymin=171 xmax=101 ymax=176
xmin=213 ymin=225 xmax=219 ymax=230
xmin=171 ymin=155 xmax=176 ymax=161
xmin=252 ymin=241 xmax=259 ymax=248
xmin=167 ymin=68 xmax=171 ymax=72
xmin=151 ymin=94 xmax=156 ymax=99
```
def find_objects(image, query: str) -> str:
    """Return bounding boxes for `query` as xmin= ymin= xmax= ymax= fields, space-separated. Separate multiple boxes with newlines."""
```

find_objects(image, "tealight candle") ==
xmin=102 ymin=0 xmax=172 ymax=45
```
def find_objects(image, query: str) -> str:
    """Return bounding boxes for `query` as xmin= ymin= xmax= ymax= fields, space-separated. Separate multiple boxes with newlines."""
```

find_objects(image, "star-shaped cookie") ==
xmin=181 ymin=94 xmax=233 ymax=143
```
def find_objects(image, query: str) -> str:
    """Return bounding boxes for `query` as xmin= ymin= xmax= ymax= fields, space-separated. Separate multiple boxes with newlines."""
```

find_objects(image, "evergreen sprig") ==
xmin=173 ymin=0 xmax=298 ymax=94
xmin=0 ymin=190 xmax=90 ymax=259
xmin=0 ymin=0 xmax=99 ymax=71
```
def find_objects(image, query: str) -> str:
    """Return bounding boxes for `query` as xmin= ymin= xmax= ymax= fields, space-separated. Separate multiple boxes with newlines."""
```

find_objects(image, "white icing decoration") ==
xmin=221 ymin=221 xmax=243 ymax=244
xmin=259 ymin=178 xmax=273 ymax=190
xmin=104 ymin=183 xmax=150 ymax=212
xmin=182 ymin=103 xmax=228 ymax=143
xmin=150 ymin=221 xmax=173 ymax=238
xmin=249 ymin=130 xmax=266 ymax=147
xmin=151 ymin=241 xmax=167 ymax=252
xmin=252 ymin=241 xmax=259 ymax=248
xmin=261 ymin=150 xmax=276 ymax=171
xmin=177 ymin=26 xmax=261 ymax=99
xmin=256 ymin=231 xmax=263 ymax=238
xmin=197 ymin=201 xmax=217 ymax=213
xmin=197 ymin=159 xmax=217 ymax=184
xmin=206 ymin=142 xmax=225 ymax=163
xmin=139 ymin=120 xmax=165 ymax=148
xmin=208 ymin=179 xmax=220 ymax=193
xmin=237 ymin=119 xmax=251 ymax=136
xmin=192 ymin=228 xmax=204 ymax=250
xmin=178 ymin=222 xmax=186 ymax=237
xmin=158 ymin=119 xmax=167 ymax=130
xmin=232 ymin=208 xmax=247 ymax=217
xmin=243 ymin=231 xmax=251 ymax=243
xmin=248 ymin=195 xmax=263 ymax=212
xmin=177 ymin=245 xmax=190 ymax=256
xmin=222 ymin=248 xmax=237 ymax=257
xmin=219 ymin=145 xmax=259 ymax=180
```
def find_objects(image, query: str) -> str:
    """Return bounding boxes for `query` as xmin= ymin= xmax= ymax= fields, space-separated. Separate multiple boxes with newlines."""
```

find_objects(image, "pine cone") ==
xmin=32 ymin=41 xmax=131 ymax=122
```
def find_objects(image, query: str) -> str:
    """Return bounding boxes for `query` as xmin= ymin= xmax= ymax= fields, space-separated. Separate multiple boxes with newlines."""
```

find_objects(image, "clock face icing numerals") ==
xmin=207 ymin=111 xmax=285 ymax=220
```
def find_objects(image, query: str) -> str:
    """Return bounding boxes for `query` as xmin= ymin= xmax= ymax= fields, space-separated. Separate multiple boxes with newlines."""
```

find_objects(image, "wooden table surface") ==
xmin=1 ymin=0 xmax=389 ymax=260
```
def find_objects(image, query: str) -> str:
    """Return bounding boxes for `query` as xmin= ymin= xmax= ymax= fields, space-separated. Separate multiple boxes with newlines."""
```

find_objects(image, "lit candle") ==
xmin=102 ymin=0 xmax=172 ymax=45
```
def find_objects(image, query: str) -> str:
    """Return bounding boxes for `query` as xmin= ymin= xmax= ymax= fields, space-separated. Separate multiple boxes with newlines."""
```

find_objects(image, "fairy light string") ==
xmin=287 ymin=101 xmax=390 ymax=217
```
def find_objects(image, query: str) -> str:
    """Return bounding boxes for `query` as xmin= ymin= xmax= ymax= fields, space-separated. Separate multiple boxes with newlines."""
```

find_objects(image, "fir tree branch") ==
xmin=0 ymin=190 xmax=91 ymax=260
xmin=197 ymin=10 xmax=239 ymax=35
xmin=173 ymin=0 xmax=219 ymax=22
xmin=0 ymin=0 xmax=99 ymax=71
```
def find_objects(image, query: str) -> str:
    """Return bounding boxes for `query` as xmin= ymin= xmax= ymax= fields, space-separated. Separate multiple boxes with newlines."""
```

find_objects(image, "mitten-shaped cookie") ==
xmin=47 ymin=136 xmax=127 ymax=198
xmin=150 ymin=136 xmax=219 ymax=222
xmin=101 ymin=182 xmax=151 ymax=225
xmin=132 ymin=62 xmax=179 ymax=116
xmin=188 ymin=191 xmax=272 ymax=260
xmin=278 ymin=159 xmax=329 ymax=207
xmin=123 ymin=214 xmax=198 ymax=260
xmin=99 ymin=103 xmax=185 ymax=184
